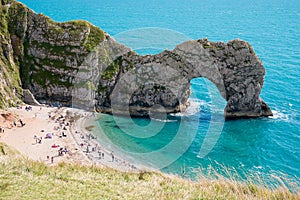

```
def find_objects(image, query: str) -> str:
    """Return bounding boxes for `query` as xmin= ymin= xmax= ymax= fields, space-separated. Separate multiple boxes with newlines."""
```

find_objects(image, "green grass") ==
xmin=7 ymin=1 xmax=28 ymax=38
xmin=101 ymin=56 xmax=122 ymax=80
xmin=0 ymin=1 xmax=23 ymax=109
xmin=31 ymin=69 xmax=73 ymax=88
xmin=0 ymin=143 xmax=299 ymax=199
xmin=84 ymin=24 xmax=105 ymax=52
xmin=0 ymin=143 xmax=19 ymax=156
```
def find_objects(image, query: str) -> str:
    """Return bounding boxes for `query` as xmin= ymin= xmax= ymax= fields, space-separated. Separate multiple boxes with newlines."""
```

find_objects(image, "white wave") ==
xmin=269 ymin=110 xmax=290 ymax=121
xmin=170 ymin=98 xmax=204 ymax=117
xmin=254 ymin=165 xmax=264 ymax=169
xmin=152 ymin=118 xmax=177 ymax=123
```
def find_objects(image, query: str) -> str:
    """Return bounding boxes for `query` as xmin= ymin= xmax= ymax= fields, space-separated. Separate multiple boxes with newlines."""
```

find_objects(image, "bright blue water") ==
xmin=19 ymin=0 xmax=300 ymax=184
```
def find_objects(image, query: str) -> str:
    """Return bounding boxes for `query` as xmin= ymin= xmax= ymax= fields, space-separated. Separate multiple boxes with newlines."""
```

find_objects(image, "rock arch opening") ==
xmin=189 ymin=77 xmax=226 ymax=118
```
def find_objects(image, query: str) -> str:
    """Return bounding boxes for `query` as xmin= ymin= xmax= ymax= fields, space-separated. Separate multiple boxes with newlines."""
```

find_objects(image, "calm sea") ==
xmin=19 ymin=0 xmax=299 ymax=184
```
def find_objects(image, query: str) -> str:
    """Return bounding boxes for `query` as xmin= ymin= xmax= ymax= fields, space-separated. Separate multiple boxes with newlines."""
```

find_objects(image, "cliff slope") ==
xmin=0 ymin=0 xmax=22 ymax=108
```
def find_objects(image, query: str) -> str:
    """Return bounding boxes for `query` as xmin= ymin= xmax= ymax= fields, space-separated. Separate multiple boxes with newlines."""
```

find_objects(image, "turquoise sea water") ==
xmin=19 ymin=0 xmax=299 ymax=184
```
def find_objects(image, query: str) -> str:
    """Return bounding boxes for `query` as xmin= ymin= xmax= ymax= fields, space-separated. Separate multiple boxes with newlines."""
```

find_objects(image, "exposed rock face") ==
xmin=175 ymin=39 xmax=273 ymax=118
xmin=0 ymin=1 xmax=272 ymax=118
xmin=7 ymin=2 xmax=104 ymax=106
xmin=23 ymin=89 xmax=40 ymax=106
xmin=1 ymin=1 xmax=128 ymax=107
xmin=95 ymin=39 xmax=273 ymax=118
xmin=0 ymin=0 xmax=23 ymax=108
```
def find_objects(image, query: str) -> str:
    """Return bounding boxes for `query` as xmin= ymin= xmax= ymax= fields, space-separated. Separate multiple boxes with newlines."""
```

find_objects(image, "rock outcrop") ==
xmin=22 ymin=89 xmax=40 ymax=106
xmin=0 ymin=1 xmax=272 ymax=119
xmin=95 ymin=39 xmax=273 ymax=118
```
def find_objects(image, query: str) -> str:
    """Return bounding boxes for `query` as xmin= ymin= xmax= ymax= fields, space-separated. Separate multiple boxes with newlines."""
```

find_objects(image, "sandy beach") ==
xmin=0 ymin=105 xmax=141 ymax=172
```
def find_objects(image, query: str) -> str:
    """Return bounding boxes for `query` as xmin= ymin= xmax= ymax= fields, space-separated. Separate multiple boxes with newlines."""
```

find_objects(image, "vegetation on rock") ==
xmin=101 ymin=56 xmax=122 ymax=80
xmin=0 ymin=0 xmax=22 ymax=109
xmin=0 ymin=0 xmax=106 ymax=107
xmin=84 ymin=24 xmax=105 ymax=52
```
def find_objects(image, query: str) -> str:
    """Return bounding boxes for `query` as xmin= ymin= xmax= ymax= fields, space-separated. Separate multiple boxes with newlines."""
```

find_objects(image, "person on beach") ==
xmin=87 ymin=134 xmax=91 ymax=140
xmin=58 ymin=148 xmax=63 ymax=156
xmin=86 ymin=145 xmax=89 ymax=153
xmin=62 ymin=132 xmax=67 ymax=137
xmin=19 ymin=119 xmax=25 ymax=127
xmin=51 ymin=156 xmax=54 ymax=164
xmin=33 ymin=135 xmax=38 ymax=144
xmin=111 ymin=152 xmax=115 ymax=162
xmin=62 ymin=147 xmax=68 ymax=155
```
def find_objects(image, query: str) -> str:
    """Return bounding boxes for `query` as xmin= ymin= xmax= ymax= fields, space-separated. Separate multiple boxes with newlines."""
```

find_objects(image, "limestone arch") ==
xmin=97 ymin=39 xmax=273 ymax=119
xmin=173 ymin=39 xmax=272 ymax=118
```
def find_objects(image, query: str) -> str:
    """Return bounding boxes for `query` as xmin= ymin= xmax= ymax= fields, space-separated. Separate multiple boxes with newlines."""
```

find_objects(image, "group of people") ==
xmin=77 ymin=131 xmax=138 ymax=170
xmin=47 ymin=112 xmax=72 ymax=164
xmin=33 ymin=135 xmax=42 ymax=144
xmin=13 ymin=119 xmax=25 ymax=127
xmin=58 ymin=147 xmax=68 ymax=156
xmin=25 ymin=106 xmax=33 ymax=111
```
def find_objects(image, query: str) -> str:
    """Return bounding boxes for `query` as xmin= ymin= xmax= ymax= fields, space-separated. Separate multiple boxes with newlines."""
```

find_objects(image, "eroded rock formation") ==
xmin=95 ymin=39 xmax=273 ymax=118
xmin=0 ymin=1 xmax=272 ymax=119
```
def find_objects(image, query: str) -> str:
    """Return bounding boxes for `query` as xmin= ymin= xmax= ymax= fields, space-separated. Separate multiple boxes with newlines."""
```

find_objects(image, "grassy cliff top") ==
xmin=0 ymin=143 xmax=299 ymax=199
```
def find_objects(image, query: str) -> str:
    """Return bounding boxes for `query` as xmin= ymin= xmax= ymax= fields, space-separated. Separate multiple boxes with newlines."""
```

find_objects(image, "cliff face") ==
xmin=0 ymin=0 xmax=129 ymax=107
xmin=0 ymin=1 xmax=272 ymax=118
xmin=0 ymin=0 xmax=22 ymax=108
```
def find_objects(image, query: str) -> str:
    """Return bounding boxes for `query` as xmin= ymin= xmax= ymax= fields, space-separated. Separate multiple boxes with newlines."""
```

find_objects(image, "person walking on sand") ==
xmin=33 ymin=135 xmax=38 ymax=144
xmin=111 ymin=152 xmax=115 ymax=162
xmin=19 ymin=119 xmax=25 ymax=127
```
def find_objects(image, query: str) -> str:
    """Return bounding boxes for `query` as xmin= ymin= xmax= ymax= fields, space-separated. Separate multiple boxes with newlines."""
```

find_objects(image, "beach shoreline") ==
xmin=0 ymin=105 xmax=143 ymax=172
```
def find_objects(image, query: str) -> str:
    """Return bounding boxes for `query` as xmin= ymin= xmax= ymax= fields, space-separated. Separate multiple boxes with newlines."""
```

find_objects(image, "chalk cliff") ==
xmin=0 ymin=1 xmax=272 ymax=119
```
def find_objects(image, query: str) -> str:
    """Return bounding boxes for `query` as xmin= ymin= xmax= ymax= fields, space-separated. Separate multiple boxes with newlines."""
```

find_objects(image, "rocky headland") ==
xmin=0 ymin=0 xmax=272 ymax=119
